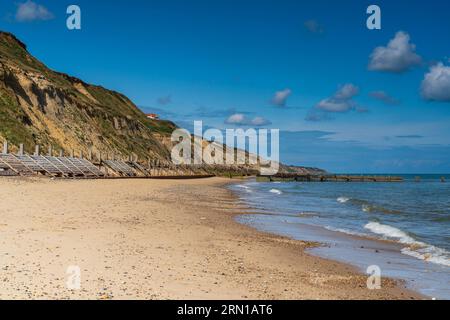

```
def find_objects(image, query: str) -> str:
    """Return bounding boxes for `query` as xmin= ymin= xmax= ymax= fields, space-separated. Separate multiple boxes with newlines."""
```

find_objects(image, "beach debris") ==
xmin=98 ymin=293 xmax=113 ymax=300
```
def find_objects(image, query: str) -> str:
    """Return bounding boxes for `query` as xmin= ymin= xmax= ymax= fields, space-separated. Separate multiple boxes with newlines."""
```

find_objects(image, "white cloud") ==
xmin=271 ymin=89 xmax=291 ymax=107
xmin=225 ymin=114 xmax=271 ymax=126
xmin=368 ymin=31 xmax=421 ymax=73
xmin=15 ymin=1 xmax=54 ymax=22
xmin=421 ymin=63 xmax=450 ymax=102
xmin=225 ymin=113 xmax=246 ymax=124
xmin=333 ymin=83 xmax=359 ymax=100
xmin=250 ymin=116 xmax=271 ymax=126
xmin=316 ymin=100 xmax=352 ymax=112
xmin=316 ymin=84 xmax=359 ymax=113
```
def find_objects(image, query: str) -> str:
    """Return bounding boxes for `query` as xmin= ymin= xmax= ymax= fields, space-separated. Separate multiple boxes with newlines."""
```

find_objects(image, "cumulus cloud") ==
xmin=368 ymin=31 xmax=422 ymax=73
xmin=225 ymin=113 xmax=246 ymax=124
xmin=369 ymin=91 xmax=400 ymax=105
xmin=225 ymin=114 xmax=272 ymax=126
xmin=333 ymin=84 xmax=359 ymax=100
xmin=186 ymin=107 xmax=253 ymax=119
xmin=304 ymin=20 xmax=324 ymax=34
xmin=15 ymin=1 xmax=54 ymax=22
xmin=421 ymin=63 xmax=450 ymax=102
xmin=250 ymin=116 xmax=272 ymax=126
xmin=157 ymin=95 xmax=172 ymax=106
xmin=271 ymin=89 xmax=291 ymax=107
xmin=316 ymin=84 xmax=359 ymax=112
xmin=305 ymin=84 xmax=362 ymax=121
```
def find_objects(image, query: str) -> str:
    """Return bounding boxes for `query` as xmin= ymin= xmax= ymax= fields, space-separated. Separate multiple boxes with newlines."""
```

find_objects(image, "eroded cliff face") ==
xmin=0 ymin=31 xmax=175 ymax=160
xmin=0 ymin=31 xmax=325 ymax=176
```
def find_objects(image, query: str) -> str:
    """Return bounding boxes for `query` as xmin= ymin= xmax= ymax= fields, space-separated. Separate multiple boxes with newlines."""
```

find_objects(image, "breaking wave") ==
xmin=236 ymin=184 xmax=253 ymax=193
xmin=337 ymin=197 xmax=350 ymax=203
xmin=269 ymin=189 xmax=282 ymax=195
xmin=336 ymin=195 xmax=402 ymax=215
xmin=364 ymin=222 xmax=450 ymax=267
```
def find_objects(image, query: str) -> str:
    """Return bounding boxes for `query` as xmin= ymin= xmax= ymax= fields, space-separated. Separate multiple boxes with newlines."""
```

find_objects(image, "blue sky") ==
xmin=1 ymin=0 xmax=450 ymax=173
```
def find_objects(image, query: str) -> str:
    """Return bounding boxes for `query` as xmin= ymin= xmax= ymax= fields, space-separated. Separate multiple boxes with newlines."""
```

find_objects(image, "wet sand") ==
xmin=0 ymin=176 xmax=423 ymax=299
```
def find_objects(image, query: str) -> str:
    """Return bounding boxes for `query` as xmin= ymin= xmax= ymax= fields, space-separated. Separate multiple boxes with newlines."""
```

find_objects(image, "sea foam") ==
xmin=365 ymin=222 xmax=450 ymax=267
xmin=269 ymin=189 xmax=282 ymax=195
xmin=364 ymin=222 xmax=417 ymax=244
xmin=236 ymin=184 xmax=253 ymax=193
xmin=337 ymin=197 xmax=350 ymax=203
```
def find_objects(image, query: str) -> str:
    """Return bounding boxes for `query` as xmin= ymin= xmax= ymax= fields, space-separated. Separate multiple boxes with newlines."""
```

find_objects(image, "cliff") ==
xmin=0 ymin=31 xmax=325 ymax=176
xmin=0 ymin=31 xmax=175 ymax=160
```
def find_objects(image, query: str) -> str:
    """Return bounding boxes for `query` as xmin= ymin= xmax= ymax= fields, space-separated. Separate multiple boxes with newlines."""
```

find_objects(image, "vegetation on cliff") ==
xmin=0 ymin=31 xmax=175 ymax=160
xmin=0 ymin=31 xmax=325 ymax=176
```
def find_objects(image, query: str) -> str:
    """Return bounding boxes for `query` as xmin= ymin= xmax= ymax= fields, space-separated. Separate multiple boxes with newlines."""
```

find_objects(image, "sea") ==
xmin=229 ymin=174 xmax=450 ymax=299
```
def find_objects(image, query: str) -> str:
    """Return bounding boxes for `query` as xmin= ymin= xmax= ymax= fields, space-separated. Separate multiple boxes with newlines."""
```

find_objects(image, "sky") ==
xmin=1 ymin=0 xmax=450 ymax=173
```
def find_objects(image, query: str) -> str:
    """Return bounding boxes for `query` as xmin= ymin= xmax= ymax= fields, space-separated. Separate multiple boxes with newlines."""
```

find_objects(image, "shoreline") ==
xmin=225 ymin=179 xmax=434 ymax=300
xmin=229 ymin=178 xmax=449 ymax=300
xmin=0 ymin=176 xmax=424 ymax=299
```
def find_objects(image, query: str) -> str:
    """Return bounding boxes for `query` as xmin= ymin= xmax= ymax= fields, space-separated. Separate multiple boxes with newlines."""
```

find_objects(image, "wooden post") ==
xmin=80 ymin=151 xmax=83 ymax=159
xmin=88 ymin=148 xmax=93 ymax=161
xmin=59 ymin=150 xmax=64 ymax=157
xmin=48 ymin=145 xmax=52 ymax=156
xmin=70 ymin=149 xmax=74 ymax=158
xmin=2 ymin=141 xmax=8 ymax=154
xmin=18 ymin=144 xmax=24 ymax=156
xmin=34 ymin=145 xmax=40 ymax=156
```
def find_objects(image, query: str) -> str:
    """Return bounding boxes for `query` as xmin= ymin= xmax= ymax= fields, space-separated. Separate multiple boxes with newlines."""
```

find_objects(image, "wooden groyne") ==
xmin=0 ymin=141 xmax=213 ymax=179
xmin=258 ymin=174 xmax=404 ymax=182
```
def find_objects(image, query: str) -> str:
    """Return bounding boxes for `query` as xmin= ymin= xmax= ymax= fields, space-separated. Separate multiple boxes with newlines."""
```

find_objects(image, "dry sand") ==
xmin=0 ymin=176 xmax=423 ymax=300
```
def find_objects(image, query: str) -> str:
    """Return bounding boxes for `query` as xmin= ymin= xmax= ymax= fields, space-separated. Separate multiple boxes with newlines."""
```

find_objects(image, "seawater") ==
xmin=230 ymin=175 xmax=450 ymax=299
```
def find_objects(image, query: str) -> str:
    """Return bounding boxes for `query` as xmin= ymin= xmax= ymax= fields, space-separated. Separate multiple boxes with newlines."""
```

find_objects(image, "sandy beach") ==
xmin=0 ymin=176 xmax=422 ymax=300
